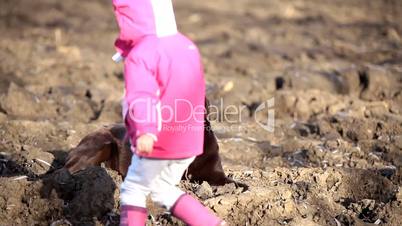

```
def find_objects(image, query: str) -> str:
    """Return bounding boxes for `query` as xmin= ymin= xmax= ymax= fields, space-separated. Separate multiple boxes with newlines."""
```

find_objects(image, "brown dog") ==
xmin=64 ymin=111 xmax=247 ymax=188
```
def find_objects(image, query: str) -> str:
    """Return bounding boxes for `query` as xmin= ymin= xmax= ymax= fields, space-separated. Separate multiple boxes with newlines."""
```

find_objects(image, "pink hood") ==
xmin=113 ymin=0 xmax=178 ymax=57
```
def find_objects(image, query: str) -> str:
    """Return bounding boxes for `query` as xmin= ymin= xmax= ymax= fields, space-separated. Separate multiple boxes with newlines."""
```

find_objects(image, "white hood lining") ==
xmin=150 ymin=0 xmax=178 ymax=37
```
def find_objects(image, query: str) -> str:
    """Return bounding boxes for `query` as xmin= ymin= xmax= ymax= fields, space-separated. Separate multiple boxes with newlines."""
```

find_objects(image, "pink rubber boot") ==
xmin=171 ymin=194 xmax=223 ymax=226
xmin=120 ymin=205 xmax=148 ymax=226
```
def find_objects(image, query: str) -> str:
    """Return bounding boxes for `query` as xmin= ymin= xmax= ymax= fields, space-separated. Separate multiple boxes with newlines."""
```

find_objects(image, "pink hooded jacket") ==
xmin=113 ymin=0 xmax=206 ymax=159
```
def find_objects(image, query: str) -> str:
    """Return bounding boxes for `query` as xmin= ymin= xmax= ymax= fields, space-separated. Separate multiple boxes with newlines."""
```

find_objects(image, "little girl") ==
xmin=111 ymin=0 xmax=225 ymax=225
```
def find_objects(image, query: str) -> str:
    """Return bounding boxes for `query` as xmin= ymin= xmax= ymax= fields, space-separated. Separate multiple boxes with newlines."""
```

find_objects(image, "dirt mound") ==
xmin=0 ymin=166 xmax=121 ymax=226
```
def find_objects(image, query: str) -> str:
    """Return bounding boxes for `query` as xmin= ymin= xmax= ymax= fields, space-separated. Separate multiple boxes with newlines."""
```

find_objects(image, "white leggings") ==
xmin=120 ymin=154 xmax=195 ymax=210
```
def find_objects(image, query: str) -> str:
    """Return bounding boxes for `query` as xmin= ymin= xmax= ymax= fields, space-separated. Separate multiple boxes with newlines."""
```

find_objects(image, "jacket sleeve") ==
xmin=124 ymin=56 xmax=160 ymax=140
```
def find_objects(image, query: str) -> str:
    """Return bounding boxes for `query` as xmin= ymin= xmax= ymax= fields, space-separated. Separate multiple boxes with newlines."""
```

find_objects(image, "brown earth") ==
xmin=0 ymin=0 xmax=401 ymax=225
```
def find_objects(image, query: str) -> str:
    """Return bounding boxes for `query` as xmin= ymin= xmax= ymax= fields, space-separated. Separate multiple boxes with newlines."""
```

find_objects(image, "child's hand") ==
xmin=136 ymin=134 xmax=155 ymax=154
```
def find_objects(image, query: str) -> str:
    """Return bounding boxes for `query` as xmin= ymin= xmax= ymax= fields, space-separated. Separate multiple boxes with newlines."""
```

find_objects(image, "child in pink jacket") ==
xmin=112 ymin=0 xmax=225 ymax=225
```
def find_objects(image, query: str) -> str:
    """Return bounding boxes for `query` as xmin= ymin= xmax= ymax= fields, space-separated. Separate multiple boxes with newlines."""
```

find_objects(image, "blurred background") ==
xmin=0 ymin=0 xmax=401 ymax=225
